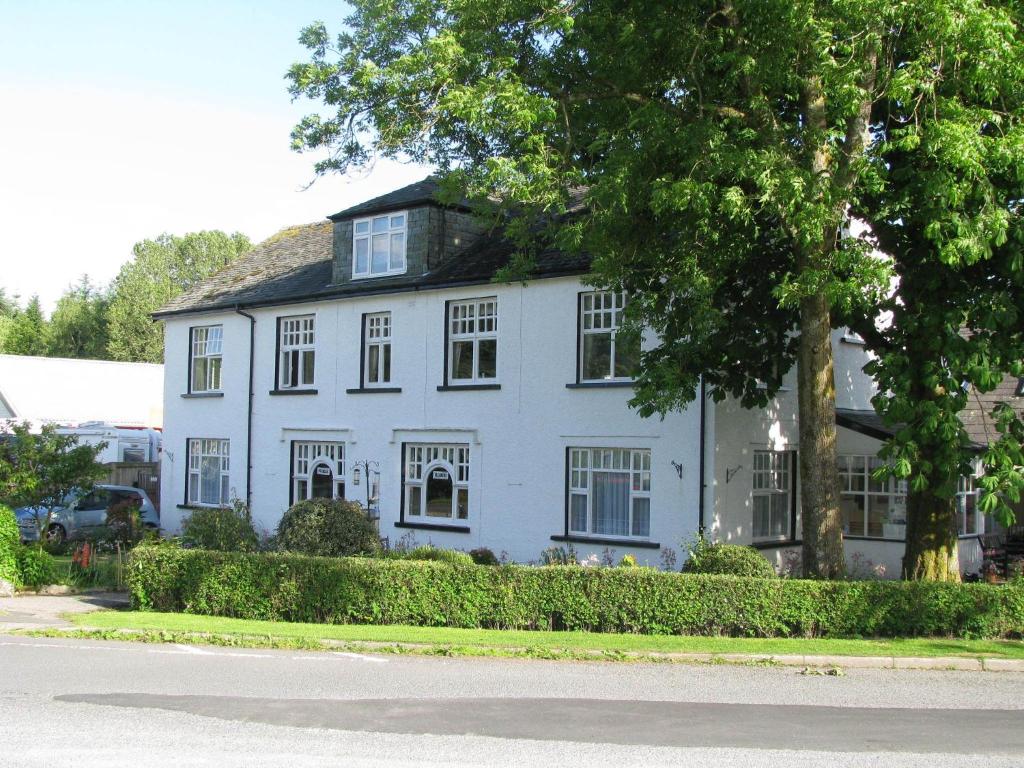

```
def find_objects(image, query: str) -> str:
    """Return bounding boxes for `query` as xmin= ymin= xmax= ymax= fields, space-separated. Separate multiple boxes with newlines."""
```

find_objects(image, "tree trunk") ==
xmin=798 ymin=291 xmax=846 ymax=579
xmin=902 ymin=488 xmax=960 ymax=581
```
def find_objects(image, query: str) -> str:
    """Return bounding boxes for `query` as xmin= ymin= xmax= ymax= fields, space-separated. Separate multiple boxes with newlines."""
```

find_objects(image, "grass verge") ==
xmin=58 ymin=610 xmax=1024 ymax=661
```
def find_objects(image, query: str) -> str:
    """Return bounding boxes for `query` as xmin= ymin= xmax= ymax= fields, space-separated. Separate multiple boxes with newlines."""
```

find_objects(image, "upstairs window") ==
xmin=363 ymin=312 xmax=392 ymax=387
xmin=579 ymin=291 xmax=639 ymax=382
xmin=568 ymin=448 xmax=651 ymax=538
xmin=190 ymin=325 xmax=223 ymax=393
xmin=353 ymin=212 xmax=407 ymax=278
xmin=278 ymin=315 xmax=316 ymax=389
xmin=448 ymin=298 xmax=498 ymax=384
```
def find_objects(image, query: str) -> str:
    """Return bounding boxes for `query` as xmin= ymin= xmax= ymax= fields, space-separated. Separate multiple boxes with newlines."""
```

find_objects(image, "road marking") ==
xmin=0 ymin=639 xmax=384 ymax=663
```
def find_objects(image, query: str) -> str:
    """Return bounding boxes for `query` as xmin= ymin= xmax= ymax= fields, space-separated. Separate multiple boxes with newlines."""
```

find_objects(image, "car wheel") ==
xmin=45 ymin=525 xmax=67 ymax=545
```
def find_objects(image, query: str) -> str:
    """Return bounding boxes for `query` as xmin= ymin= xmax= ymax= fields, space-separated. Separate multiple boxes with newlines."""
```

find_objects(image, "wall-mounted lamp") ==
xmin=670 ymin=461 xmax=683 ymax=479
xmin=726 ymin=465 xmax=744 ymax=483
xmin=352 ymin=465 xmax=361 ymax=486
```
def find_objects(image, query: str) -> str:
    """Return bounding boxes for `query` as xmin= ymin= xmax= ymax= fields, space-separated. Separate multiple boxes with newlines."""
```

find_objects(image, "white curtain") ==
xmin=593 ymin=471 xmax=629 ymax=536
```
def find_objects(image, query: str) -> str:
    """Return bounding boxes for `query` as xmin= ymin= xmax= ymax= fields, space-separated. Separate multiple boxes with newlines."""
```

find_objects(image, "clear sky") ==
xmin=0 ymin=1 xmax=430 ymax=312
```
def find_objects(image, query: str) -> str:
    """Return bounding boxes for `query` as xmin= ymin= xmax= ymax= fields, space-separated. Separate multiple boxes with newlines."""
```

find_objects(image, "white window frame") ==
xmin=447 ymin=298 xmax=498 ymax=384
xmin=363 ymin=312 xmax=392 ymax=387
xmin=403 ymin=443 xmax=470 ymax=524
xmin=190 ymin=325 xmax=223 ymax=393
xmin=752 ymin=450 xmax=793 ymax=541
xmin=352 ymin=211 xmax=408 ymax=278
xmin=568 ymin=448 xmax=651 ymax=539
xmin=579 ymin=291 xmax=637 ymax=383
xmin=957 ymin=474 xmax=983 ymax=537
xmin=187 ymin=438 xmax=230 ymax=507
xmin=278 ymin=315 xmax=316 ymax=390
xmin=291 ymin=441 xmax=345 ymax=502
xmin=838 ymin=455 xmax=908 ymax=539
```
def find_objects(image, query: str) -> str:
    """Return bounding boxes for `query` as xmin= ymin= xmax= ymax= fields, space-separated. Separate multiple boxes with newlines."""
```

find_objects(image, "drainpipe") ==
xmin=698 ymin=377 xmax=707 ymax=535
xmin=234 ymin=306 xmax=256 ymax=510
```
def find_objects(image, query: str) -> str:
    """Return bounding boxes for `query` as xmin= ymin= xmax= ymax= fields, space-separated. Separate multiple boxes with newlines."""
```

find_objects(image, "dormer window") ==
xmin=353 ymin=211 xmax=407 ymax=278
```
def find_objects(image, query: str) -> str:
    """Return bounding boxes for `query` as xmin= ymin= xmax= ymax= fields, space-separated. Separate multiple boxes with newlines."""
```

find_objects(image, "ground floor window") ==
xmin=291 ymin=442 xmax=345 ymax=503
xmin=958 ymin=475 xmax=982 ymax=536
xmin=838 ymin=455 xmax=907 ymax=539
xmin=752 ymin=450 xmax=794 ymax=541
xmin=187 ymin=438 xmax=230 ymax=506
xmin=403 ymin=443 xmax=469 ymax=522
xmin=568 ymin=448 xmax=651 ymax=538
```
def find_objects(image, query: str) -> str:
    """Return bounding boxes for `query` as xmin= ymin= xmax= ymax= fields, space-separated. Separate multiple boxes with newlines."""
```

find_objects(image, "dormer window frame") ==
xmin=352 ymin=210 xmax=408 ymax=279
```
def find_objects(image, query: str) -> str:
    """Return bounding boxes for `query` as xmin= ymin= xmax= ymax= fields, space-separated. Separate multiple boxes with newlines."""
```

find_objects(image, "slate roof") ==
xmin=960 ymin=374 xmax=1024 ymax=447
xmin=153 ymin=217 xmax=589 ymax=318
xmin=327 ymin=177 xmax=472 ymax=220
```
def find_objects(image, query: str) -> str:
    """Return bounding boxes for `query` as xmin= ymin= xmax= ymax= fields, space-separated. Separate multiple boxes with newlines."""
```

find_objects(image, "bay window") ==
xmin=568 ymin=448 xmax=651 ymax=538
xmin=838 ymin=455 xmax=907 ymax=539
xmin=403 ymin=443 xmax=470 ymax=523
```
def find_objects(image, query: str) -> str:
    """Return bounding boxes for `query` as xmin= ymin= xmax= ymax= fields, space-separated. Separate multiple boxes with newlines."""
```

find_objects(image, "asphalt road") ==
xmin=1 ymin=634 xmax=1022 ymax=767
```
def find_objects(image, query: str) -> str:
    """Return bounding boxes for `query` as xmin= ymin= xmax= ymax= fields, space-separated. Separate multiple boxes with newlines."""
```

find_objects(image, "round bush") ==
xmin=181 ymin=504 xmax=259 ymax=552
xmin=0 ymin=505 xmax=20 ymax=587
xmin=682 ymin=540 xmax=776 ymax=578
xmin=16 ymin=546 xmax=58 ymax=589
xmin=276 ymin=499 xmax=379 ymax=557
xmin=402 ymin=545 xmax=474 ymax=566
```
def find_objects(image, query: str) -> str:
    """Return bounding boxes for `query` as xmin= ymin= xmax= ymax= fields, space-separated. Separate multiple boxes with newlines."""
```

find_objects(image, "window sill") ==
xmin=395 ymin=521 xmax=470 ymax=534
xmin=351 ymin=270 xmax=408 ymax=281
xmin=437 ymin=384 xmax=501 ymax=392
xmin=751 ymin=538 xmax=802 ymax=550
xmin=550 ymin=534 xmax=660 ymax=550
xmin=842 ymin=535 xmax=905 ymax=543
xmin=269 ymin=388 xmax=318 ymax=396
xmin=181 ymin=392 xmax=224 ymax=399
xmin=840 ymin=335 xmax=866 ymax=346
xmin=176 ymin=503 xmax=222 ymax=510
xmin=566 ymin=381 xmax=635 ymax=389
xmin=347 ymin=387 xmax=402 ymax=394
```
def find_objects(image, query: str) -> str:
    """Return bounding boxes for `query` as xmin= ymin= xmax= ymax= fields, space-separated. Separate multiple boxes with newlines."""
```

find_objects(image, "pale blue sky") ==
xmin=0 ymin=1 xmax=429 ymax=312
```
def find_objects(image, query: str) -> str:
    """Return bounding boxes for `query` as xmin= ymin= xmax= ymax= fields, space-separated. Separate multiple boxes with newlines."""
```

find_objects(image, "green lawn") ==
xmin=67 ymin=610 xmax=1024 ymax=660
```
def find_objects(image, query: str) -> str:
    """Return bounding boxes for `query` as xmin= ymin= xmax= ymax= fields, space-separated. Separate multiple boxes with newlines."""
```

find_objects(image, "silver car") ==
xmin=15 ymin=484 xmax=159 ymax=544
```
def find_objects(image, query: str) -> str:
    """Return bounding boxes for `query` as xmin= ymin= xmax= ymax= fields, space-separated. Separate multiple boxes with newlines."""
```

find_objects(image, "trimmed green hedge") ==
xmin=127 ymin=544 xmax=1024 ymax=639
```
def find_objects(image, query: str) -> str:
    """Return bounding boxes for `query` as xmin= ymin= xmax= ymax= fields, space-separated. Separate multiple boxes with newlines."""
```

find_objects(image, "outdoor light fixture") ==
xmin=353 ymin=466 xmax=361 ymax=485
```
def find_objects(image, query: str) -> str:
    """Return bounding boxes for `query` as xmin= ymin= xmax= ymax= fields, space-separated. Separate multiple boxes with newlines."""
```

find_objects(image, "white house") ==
xmin=154 ymin=178 xmax=992 ymax=573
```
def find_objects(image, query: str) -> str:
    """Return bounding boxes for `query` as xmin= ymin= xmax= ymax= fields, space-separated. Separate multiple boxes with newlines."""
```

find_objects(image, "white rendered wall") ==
xmin=160 ymin=276 xmax=703 ymax=566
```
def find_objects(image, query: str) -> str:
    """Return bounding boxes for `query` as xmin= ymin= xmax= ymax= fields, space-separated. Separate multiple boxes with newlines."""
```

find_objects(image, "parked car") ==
xmin=15 ymin=485 xmax=159 ymax=544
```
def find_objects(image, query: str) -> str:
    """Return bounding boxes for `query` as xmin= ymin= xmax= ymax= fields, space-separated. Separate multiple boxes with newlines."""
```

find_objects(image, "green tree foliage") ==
xmin=0 ymin=422 xmax=106 ymax=546
xmin=288 ymin=0 xmax=1024 ymax=580
xmin=47 ymin=275 xmax=111 ymax=360
xmin=106 ymin=231 xmax=251 ymax=363
xmin=2 ymin=296 xmax=48 ymax=356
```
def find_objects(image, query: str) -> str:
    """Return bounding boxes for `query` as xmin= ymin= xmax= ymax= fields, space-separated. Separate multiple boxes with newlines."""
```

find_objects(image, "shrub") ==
xmin=16 ymin=546 xmax=58 ymax=589
xmin=401 ymin=545 xmax=474 ymax=566
xmin=682 ymin=537 xmax=776 ymax=579
xmin=276 ymin=498 xmax=379 ymax=558
xmin=539 ymin=545 xmax=577 ymax=565
xmin=127 ymin=545 xmax=1024 ymax=639
xmin=469 ymin=547 xmax=499 ymax=566
xmin=181 ymin=502 xmax=259 ymax=552
xmin=0 ymin=504 xmax=20 ymax=587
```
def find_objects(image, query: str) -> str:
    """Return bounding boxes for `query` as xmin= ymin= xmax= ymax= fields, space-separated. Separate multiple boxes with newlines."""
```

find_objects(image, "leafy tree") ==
xmin=2 ymin=295 xmax=49 ymax=356
xmin=843 ymin=10 xmax=1024 ymax=580
xmin=288 ymin=0 xmax=1024 ymax=580
xmin=0 ymin=422 xmax=106 ymax=547
xmin=0 ymin=289 xmax=18 ymax=352
xmin=106 ymin=231 xmax=251 ymax=363
xmin=48 ymin=275 xmax=111 ymax=360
